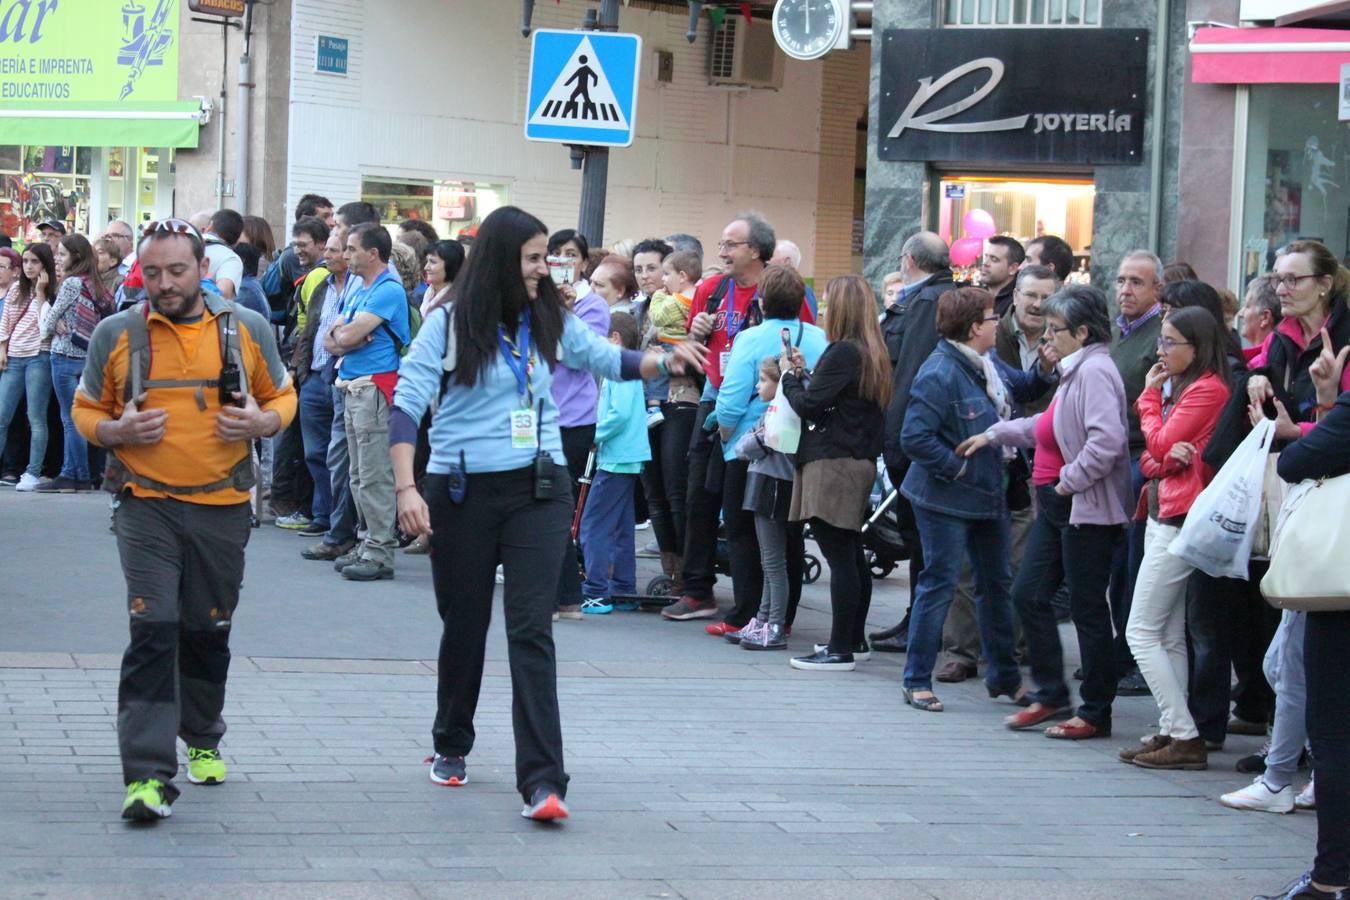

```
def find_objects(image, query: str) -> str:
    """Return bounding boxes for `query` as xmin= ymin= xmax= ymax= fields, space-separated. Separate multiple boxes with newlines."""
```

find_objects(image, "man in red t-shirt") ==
xmin=662 ymin=213 xmax=813 ymax=623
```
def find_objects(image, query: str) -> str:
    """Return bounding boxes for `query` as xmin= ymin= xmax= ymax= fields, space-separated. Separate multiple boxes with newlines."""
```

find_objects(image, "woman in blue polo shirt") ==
xmin=388 ymin=206 xmax=703 ymax=823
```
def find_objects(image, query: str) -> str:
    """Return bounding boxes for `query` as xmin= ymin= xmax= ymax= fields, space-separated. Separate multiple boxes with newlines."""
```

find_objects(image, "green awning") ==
xmin=0 ymin=102 xmax=204 ymax=148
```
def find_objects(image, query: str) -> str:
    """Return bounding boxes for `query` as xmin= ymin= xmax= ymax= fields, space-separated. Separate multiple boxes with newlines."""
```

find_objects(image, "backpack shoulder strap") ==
xmin=705 ymin=275 xmax=732 ymax=317
xmin=439 ymin=304 xmax=458 ymax=399
xmin=123 ymin=302 xmax=151 ymax=403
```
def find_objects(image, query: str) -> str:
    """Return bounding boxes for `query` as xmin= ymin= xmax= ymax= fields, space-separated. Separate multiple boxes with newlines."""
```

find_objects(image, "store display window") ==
xmin=360 ymin=177 xmax=510 ymax=241
xmin=0 ymin=145 xmax=168 ymax=244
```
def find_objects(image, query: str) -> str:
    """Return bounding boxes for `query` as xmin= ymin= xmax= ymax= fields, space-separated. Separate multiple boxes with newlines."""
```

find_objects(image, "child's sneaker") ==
xmin=646 ymin=407 xmax=665 ymax=429
xmin=612 ymin=597 xmax=640 ymax=612
xmin=744 ymin=622 xmax=788 ymax=651
xmin=581 ymin=597 xmax=613 ymax=615
xmin=725 ymin=618 xmax=762 ymax=645
xmin=1296 ymin=781 xmax=1316 ymax=810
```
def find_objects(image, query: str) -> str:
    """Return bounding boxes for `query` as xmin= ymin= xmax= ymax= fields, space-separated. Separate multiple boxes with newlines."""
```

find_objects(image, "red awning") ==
xmin=1190 ymin=26 xmax=1350 ymax=83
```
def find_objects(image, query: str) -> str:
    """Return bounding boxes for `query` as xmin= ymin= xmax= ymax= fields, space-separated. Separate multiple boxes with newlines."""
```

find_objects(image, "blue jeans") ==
xmin=50 ymin=353 xmax=89 ymax=481
xmin=0 ymin=351 xmax=52 ymax=477
xmin=324 ymin=384 xmax=357 ymax=546
xmin=298 ymin=376 xmax=334 ymax=529
xmin=904 ymin=506 xmax=1019 ymax=692
xmin=579 ymin=470 xmax=637 ymax=600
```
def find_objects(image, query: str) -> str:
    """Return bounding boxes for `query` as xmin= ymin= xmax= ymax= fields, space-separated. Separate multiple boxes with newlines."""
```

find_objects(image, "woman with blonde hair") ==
xmin=780 ymin=275 xmax=893 ymax=671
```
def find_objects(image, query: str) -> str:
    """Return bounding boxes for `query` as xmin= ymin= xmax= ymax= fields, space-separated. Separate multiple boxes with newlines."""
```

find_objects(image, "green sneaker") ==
xmin=186 ymin=747 xmax=226 ymax=785
xmin=121 ymin=780 xmax=172 ymax=821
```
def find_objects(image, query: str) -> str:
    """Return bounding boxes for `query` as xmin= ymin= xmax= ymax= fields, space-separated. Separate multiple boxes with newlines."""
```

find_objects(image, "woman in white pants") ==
xmin=1118 ymin=308 xmax=1231 ymax=772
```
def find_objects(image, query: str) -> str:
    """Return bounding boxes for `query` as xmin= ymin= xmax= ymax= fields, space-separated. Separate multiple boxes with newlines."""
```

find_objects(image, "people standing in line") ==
xmin=590 ymin=254 xmax=638 ymax=315
xmin=714 ymin=265 xmax=828 ymax=638
xmin=898 ymin=287 xmax=1022 ymax=710
xmin=629 ymin=239 xmax=677 ymax=572
xmin=1238 ymin=273 xmax=1281 ymax=365
xmin=261 ymin=194 xmax=334 ymax=320
xmin=980 ymin=235 xmax=1025 ymax=318
xmin=200 ymin=209 xmax=245 ymax=301
xmin=389 ymin=205 xmax=705 ymax=821
xmin=71 ymin=218 xmax=296 ymax=822
xmin=578 ymin=312 xmax=651 ymax=615
xmin=94 ymin=237 xmax=125 ymax=299
xmin=1119 ymin=307 xmax=1230 ymax=771
xmin=0 ymin=243 xmax=56 ymax=492
xmin=324 ymin=223 xmax=410 ymax=582
xmin=779 ymin=275 xmax=891 ymax=671
xmin=242 ymin=215 xmax=277 ymax=268
xmin=769 ymin=239 xmax=818 ymax=319
xmin=546 ymin=228 xmax=610 ymax=620
xmin=229 ymin=243 xmax=272 ymax=321
xmin=1024 ymin=235 xmax=1075 ymax=283
xmin=421 ymin=239 xmax=465 ymax=316
xmin=1108 ymin=250 xmax=1168 ymax=698
xmin=38 ymin=234 xmax=114 ymax=493
xmin=959 ymin=285 xmax=1131 ymax=740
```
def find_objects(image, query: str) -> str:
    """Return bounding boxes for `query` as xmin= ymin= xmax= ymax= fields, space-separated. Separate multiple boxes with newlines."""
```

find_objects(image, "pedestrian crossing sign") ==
xmin=525 ymin=29 xmax=642 ymax=148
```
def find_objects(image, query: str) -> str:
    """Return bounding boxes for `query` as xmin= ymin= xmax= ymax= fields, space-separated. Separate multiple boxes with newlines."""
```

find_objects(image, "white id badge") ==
xmin=510 ymin=407 xmax=538 ymax=449
xmin=719 ymin=350 xmax=731 ymax=372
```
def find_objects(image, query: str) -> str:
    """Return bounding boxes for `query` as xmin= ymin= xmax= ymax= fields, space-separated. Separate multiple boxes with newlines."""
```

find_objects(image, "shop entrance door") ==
xmin=935 ymin=175 xmax=1095 ymax=281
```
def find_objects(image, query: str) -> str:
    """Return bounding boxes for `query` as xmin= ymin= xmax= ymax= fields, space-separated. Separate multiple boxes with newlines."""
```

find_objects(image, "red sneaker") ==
xmin=705 ymin=621 xmax=739 ymax=637
xmin=661 ymin=596 xmax=718 ymax=620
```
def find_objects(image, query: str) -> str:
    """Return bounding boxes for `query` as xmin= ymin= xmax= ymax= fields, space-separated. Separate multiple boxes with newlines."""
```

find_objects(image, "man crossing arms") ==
xmin=72 ymin=220 xmax=297 ymax=822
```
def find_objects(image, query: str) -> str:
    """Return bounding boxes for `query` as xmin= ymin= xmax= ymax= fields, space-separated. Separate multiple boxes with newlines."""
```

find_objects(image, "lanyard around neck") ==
xmin=497 ymin=307 xmax=534 ymax=405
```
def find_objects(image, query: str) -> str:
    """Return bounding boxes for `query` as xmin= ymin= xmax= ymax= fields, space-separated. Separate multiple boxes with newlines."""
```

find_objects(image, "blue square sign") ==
xmin=525 ymin=29 xmax=641 ymax=148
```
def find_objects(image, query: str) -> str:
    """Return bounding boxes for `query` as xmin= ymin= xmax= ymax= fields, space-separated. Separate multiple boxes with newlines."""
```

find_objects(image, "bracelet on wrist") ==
xmin=395 ymin=483 xmax=417 ymax=495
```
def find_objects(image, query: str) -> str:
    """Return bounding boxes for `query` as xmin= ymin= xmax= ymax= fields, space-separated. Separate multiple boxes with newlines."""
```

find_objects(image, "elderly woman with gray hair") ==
xmin=957 ymin=285 xmax=1132 ymax=740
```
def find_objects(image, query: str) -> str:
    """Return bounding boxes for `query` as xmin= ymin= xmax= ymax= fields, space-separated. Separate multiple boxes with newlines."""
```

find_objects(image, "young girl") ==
xmin=1121 ymin=306 xmax=1231 ymax=771
xmin=733 ymin=357 xmax=796 ymax=650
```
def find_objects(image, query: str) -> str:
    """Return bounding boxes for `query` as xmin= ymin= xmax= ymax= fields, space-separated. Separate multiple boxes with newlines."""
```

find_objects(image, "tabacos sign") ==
xmin=0 ymin=0 xmax=180 ymax=103
xmin=878 ymin=29 xmax=1148 ymax=166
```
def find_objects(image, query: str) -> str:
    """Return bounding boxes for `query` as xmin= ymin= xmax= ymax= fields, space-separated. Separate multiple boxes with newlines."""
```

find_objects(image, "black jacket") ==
xmin=881 ymin=269 xmax=955 ymax=467
xmin=780 ymin=340 xmax=884 ymax=466
xmin=1278 ymin=390 xmax=1350 ymax=482
xmin=881 ymin=287 xmax=915 ymax=367
xmin=993 ymin=280 xmax=1016 ymax=319
xmin=1259 ymin=299 xmax=1350 ymax=427
xmin=290 ymin=277 xmax=334 ymax=386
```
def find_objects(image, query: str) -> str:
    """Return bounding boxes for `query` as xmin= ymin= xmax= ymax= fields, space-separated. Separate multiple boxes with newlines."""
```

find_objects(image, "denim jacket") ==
xmin=900 ymin=340 xmax=1006 ymax=520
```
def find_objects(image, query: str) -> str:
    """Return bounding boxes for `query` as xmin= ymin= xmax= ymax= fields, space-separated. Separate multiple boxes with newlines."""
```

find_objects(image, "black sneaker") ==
xmin=1237 ymin=741 xmax=1270 ymax=774
xmin=1252 ymin=872 xmax=1347 ymax=899
xmin=34 ymin=476 xmax=80 ymax=493
xmin=1116 ymin=669 xmax=1150 ymax=696
xmin=297 ymin=521 xmax=329 ymax=537
xmin=520 ymin=786 xmax=569 ymax=821
xmin=789 ymin=649 xmax=855 ymax=671
xmin=815 ymin=641 xmax=871 ymax=661
xmin=0 ymin=473 xmax=18 ymax=487
xmin=428 ymin=754 xmax=467 ymax=786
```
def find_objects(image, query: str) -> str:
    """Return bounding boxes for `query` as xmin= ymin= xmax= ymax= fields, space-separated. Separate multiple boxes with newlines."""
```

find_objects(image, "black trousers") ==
xmin=270 ymin=416 xmax=313 ymax=514
xmin=681 ymin=401 xmax=721 ymax=601
xmin=813 ymin=518 xmax=871 ymax=652
xmin=426 ymin=466 xmax=572 ymax=802
xmin=642 ymin=402 xmax=697 ymax=555
xmin=1306 ymin=609 xmax=1350 ymax=887
xmin=719 ymin=458 xmax=763 ymax=627
xmin=555 ymin=423 xmax=595 ymax=608
xmin=1187 ymin=563 xmax=1277 ymax=744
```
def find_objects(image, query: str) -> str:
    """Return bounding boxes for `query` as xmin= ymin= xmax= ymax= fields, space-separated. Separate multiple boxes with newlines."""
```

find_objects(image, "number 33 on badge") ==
xmin=772 ymin=0 xmax=848 ymax=61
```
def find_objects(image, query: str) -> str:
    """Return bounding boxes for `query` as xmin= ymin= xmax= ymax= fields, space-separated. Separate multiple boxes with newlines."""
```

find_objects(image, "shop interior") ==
xmin=360 ymin=177 xmax=511 ymax=242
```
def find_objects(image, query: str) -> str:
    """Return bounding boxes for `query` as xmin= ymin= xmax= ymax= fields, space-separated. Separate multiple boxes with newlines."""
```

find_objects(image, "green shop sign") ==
xmin=0 ymin=0 xmax=202 ymax=147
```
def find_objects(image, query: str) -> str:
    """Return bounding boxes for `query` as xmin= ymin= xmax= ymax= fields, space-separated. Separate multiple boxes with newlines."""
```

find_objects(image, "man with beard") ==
xmin=73 ymin=219 xmax=296 ymax=822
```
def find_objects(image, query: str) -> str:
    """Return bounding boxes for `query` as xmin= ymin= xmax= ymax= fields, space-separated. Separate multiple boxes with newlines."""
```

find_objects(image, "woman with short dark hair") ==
xmin=421 ymin=239 xmax=465 ymax=315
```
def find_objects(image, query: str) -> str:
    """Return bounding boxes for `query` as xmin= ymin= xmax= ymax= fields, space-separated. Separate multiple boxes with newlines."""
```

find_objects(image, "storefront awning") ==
xmin=1190 ymin=26 xmax=1350 ymax=83
xmin=0 ymin=102 xmax=206 ymax=148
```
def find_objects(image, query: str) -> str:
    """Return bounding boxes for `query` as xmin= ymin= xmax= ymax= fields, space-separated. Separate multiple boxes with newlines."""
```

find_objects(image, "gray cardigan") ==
xmin=987 ymin=342 xmax=1133 ymax=526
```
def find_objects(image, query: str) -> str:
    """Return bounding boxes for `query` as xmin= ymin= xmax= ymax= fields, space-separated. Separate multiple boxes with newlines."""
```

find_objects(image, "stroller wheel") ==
xmin=645 ymin=575 xmax=676 ymax=597
xmin=866 ymin=550 xmax=895 ymax=579
xmin=803 ymin=554 xmax=822 ymax=585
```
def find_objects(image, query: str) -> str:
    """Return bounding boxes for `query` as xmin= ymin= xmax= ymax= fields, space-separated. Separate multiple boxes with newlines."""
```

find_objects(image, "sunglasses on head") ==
xmin=139 ymin=218 xmax=204 ymax=249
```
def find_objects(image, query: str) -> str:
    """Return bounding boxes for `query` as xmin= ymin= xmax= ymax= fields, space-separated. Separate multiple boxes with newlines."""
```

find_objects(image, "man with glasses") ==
xmin=1108 ymin=249 xmax=1166 ymax=697
xmin=102 ymin=220 xmax=137 ymax=277
xmin=72 ymin=219 xmax=296 ymax=822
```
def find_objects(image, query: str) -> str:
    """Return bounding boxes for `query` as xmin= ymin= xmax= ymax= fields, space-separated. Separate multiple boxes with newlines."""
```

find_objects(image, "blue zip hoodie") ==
xmin=595 ymin=378 xmax=651 ymax=474
xmin=715 ymin=317 xmax=828 ymax=461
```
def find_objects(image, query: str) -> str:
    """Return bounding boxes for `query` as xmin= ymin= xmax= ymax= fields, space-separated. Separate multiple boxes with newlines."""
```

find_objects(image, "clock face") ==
xmin=772 ymin=0 xmax=843 ymax=61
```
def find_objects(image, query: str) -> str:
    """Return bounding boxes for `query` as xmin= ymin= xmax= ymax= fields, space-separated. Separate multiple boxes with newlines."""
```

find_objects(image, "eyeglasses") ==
xmin=1157 ymin=337 xmax=1192 ymax=351
xmin=717 ymin=240 xmax=749 ymax=251
xmin=1015 ymin=290 xmax=1054 ymax=303
xmin=982 ymin=314 xmax=1000 ymax=323
xmin=1272 ymin=273 xmax=1319 ymax=290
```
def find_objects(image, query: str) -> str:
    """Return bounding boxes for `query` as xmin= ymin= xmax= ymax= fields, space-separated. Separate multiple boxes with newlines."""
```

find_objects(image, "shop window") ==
xmin=944 ymin=0 xmax=1101 ymax=26
xmin=1240 ymin=84 xmax=1350 ymax=286
xmin=360 ymin=177 xmax=510 ymax=241
xmin=0 ymin=145 xmax=170 ymax=242
xmin=937 ymin=176 xmax=1095 ymax=280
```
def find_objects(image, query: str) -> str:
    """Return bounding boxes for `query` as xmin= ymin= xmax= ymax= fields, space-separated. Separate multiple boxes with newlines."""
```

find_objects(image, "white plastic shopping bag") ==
xmin=1167 ymin=417 xmax=1276 ymax=579
xmin=763 ymin=379 xmax=801 ymax=454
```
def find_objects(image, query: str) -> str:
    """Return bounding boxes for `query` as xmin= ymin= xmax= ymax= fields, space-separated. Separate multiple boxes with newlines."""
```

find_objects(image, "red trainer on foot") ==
xmin=521 ymin=788 xmax=569 ymax=822
xmin=705 ymin=621 xmax=739 ymax=637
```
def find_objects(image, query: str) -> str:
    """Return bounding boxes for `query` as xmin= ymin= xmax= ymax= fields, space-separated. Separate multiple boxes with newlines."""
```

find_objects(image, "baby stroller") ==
xmin=862 ymin=465 xmax=909 ymax=579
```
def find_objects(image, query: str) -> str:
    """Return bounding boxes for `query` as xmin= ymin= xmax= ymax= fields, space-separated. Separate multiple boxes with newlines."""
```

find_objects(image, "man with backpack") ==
xmin=71 ymin=219 xmax=296 ymax=822
xmin=324 ymin=223 xmax=410 ymax=581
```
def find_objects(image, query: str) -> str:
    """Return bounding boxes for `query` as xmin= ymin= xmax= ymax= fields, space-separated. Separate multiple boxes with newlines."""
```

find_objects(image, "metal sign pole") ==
xmin=575 ymin=0 xmax=619 ymax=248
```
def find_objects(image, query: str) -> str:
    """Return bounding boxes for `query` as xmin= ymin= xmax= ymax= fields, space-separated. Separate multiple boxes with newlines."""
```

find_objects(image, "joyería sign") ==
xmin=879 ymin=29 xmax=1148 ymax=165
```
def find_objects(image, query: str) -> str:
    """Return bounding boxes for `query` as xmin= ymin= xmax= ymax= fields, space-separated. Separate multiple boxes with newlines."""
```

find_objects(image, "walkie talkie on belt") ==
xmin=532 ymin=399 xmax=553 ymax=500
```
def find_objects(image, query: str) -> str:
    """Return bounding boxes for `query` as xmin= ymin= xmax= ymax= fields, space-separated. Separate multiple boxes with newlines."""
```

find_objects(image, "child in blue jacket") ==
xmin=579 ymin=312 xmax=652 ymax=613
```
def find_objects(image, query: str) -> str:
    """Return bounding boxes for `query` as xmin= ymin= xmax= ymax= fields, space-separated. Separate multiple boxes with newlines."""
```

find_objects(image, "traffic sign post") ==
xmin=525 ymin=29 xmax=641 ymax=148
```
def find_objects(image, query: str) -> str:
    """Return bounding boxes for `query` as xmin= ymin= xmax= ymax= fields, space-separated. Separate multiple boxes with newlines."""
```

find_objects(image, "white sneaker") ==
xmin=1295 ymin=781 xmax=1316 ymax=810
xmin=14 ymin=473 xmax=41 ymax=492
xmin=646 ymin=407 xmax=665 ymax=429
xmin=1220 ymin=776 xmax=1295 ymax=814
xmin=495 ymin=565 xmax=504 ymax=585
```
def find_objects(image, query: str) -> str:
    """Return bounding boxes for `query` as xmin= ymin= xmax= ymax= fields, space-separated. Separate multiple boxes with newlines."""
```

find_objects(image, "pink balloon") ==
xmin=950 ymin=237 xmax=983 ymax=268
xmin=962 ymin=209 xmax=997 ymax=240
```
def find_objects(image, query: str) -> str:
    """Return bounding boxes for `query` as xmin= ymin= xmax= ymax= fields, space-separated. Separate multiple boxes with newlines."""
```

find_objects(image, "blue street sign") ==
xmin=315 ymin=36 xmax=349 ymax=76
xmin=525 ymin=29 xmax=641 ymax=148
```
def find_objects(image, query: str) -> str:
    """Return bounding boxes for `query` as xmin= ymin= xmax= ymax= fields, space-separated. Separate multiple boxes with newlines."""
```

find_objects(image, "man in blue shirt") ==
xmin=324 ymin=223 xmax=410 ymax=581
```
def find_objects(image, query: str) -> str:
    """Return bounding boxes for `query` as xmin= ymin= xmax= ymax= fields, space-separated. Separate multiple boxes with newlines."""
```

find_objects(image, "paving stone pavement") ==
xmin=0 ymin=493 xmax=1318 ymax=899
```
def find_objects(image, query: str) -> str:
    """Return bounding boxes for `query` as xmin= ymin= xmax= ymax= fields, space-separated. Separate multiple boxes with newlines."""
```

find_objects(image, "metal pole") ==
xmin=575 ymin=0 xmax=620 ymax=247
xmin=234 ymin=1 xmax=255 ymax=212
xmin=215 ymin=20 xmax=229 ymax=206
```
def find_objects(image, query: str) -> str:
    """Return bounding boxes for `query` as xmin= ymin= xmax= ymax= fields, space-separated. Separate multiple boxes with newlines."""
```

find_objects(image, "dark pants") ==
xmin=886 ymin=462 xmax=925 ymax=610
xmin=579 ymin=470 xmax=637 ymax=599
xmin=720 ymin=458 xmax=764 ymax=627
xmin=1187 ymin=562 xmax=1276 ymax=744
xmin=270 ymin=415 xmax=312 ymax=516
xmin=114 ymin=495 xmax=251 ymax=800
xmin=812 ymin=518 xmax=871 ymax=651
xmin=1013 ymin=485 xmax=1120 ymax=726
xmin=643 ymin=402 xmax=697 ymax=555
xmin=1231 ymin=571 xmax=1280 ymax=724
xmin=1305 ymin=609 xmax=1350 ymax=887
xmin=681 ymin=400 xmax=721 ymax=602
xmin=785 ymin=521 xmax=806 ymax=627
xmin=555 ymin=423 xmax=594 ymax=608
xmin=297 ymin=375 xmax=334 ymax=529
xmin=1108 ymin=458 xmax=1146 ymax=673
xmin=426 ymin=466 xmax=572 ymax=803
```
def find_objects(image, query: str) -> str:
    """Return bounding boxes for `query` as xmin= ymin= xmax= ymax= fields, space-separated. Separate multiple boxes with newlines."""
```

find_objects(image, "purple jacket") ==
xmin=989 ymin=342 xmax=1132 ymax=526
xmin=551 ymin=290 xmax=611 ymax=427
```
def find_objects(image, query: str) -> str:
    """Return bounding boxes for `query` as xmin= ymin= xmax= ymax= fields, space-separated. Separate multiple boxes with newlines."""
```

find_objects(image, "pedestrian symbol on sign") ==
xmin=525 ymin=30 xmax=641 ymax=147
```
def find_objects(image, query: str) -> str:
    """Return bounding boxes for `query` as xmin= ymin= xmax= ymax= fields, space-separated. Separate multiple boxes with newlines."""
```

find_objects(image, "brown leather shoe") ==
xmin=936 ymin=661 xmax=977 ymax=683
xmin=1119 ymin=734 xmax=1171 ymax=763
xmin=1133 ymin=736 xmax=1208 ymax=770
